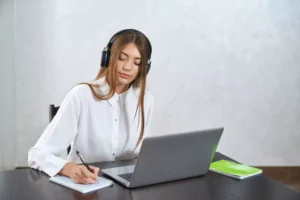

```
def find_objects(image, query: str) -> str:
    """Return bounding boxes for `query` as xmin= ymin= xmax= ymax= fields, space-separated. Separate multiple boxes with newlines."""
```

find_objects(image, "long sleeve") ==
xmin=28 ymin=87 xmax=80 ymax=177
xmin=144 ymin=96 xmax=154 ymax=138
xmin=132 ymin=95 xmax=154 ymax=156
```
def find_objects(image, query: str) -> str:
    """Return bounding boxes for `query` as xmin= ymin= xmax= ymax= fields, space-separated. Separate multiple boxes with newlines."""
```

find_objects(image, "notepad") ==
xmin=209 ymin=159 xmax=262 ymax=180
xmin=49 ymin=175 xmax=113 ymax=193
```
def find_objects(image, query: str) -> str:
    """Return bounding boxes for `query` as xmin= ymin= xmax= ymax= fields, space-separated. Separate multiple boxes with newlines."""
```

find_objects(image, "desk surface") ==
xmin=0 ymin=153 xmax=299 ymax=200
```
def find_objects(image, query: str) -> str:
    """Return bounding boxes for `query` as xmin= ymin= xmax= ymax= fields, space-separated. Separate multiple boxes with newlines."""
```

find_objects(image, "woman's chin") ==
xmin=117 ymin=77 xmax=131 ymax=86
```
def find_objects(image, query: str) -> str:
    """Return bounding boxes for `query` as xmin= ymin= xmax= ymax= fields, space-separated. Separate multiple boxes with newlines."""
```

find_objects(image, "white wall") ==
xmin=0 ymin=0 xmax=16 ymax=170
xmin=1 ymin=0 xmax=300 ymax=169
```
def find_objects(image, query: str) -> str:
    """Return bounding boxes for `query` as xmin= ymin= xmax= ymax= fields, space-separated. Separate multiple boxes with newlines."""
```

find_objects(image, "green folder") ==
xmin=209 ymin=160 xmax=262 ymax=180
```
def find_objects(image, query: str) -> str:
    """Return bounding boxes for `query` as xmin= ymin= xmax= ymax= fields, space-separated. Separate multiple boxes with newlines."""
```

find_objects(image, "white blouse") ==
xmin=28 ymin=77 xmax=154 ymax=177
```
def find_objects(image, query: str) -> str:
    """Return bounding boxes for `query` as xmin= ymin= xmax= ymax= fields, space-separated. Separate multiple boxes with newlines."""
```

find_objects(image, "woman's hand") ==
xmin=59 ymin=162 xmax=100 ymax=184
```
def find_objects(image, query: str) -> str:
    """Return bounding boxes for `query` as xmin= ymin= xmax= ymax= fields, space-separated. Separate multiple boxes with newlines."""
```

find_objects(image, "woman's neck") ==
xmin=106 ymin=76 xmax=129 ymax=94
xmin=115 ymin=84 xmax=129 ymax=94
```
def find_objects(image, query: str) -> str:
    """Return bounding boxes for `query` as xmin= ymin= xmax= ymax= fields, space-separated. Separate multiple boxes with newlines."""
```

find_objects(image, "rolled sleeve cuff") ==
xmin=42 ymin=154 xmax=69 ymax=177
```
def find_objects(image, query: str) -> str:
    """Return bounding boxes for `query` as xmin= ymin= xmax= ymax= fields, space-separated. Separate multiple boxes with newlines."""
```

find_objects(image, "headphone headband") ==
xmin=107 ymin=29 xmax=152 ymax=60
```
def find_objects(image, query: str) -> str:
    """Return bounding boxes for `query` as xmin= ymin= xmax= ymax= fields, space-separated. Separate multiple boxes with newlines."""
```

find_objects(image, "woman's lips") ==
xmin=119 ymin=72 xmax=131 ymax=79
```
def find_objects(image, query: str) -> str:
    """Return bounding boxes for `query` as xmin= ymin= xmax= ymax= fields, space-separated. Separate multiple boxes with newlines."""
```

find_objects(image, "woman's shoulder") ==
xmin=144 ymin=88 xmax=153 ymax=102
xmin=71 ymin=84 xmax=92 ymax=95
xmin=68 ymin=84 xmax=95 ymax=103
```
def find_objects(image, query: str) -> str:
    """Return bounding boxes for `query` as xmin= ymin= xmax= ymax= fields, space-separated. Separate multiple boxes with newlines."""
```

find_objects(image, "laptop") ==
xmin=102 ymin=127 xmax=224 ymax=188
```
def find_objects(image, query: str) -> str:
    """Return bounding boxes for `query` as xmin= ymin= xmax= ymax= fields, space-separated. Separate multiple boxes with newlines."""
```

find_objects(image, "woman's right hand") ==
xmin=59 ymin=162 xmax=100 ymax=184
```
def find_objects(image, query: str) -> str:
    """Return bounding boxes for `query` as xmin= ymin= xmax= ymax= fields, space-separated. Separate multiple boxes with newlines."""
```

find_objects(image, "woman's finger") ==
xmin=89 ymin=166 xmax=100 ymax=176
xmin=80 ymin=166 xmax=97 ymax=180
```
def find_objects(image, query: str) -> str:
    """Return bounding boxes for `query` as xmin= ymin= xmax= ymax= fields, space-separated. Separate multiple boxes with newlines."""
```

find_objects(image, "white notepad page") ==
xmin=49 ymin=175 xmax=114 ymax=193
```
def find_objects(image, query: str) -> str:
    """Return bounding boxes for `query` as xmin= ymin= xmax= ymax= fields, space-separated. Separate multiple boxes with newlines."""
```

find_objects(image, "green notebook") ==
xmin=209 ymin=160 xmax=262 ymax=180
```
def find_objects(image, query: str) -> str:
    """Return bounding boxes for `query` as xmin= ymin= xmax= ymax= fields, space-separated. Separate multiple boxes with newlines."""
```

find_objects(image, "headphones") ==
xmin=100 ymin=29 xmax=152 ymax=74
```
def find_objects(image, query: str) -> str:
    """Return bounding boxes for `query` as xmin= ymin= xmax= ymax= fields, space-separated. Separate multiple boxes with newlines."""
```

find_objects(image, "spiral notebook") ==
xmin=49 ymin=175 xmax=114 ymax=193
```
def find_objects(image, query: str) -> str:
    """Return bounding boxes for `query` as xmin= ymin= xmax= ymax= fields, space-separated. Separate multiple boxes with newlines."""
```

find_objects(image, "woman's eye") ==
xmin=119 ymin=56 xmax=126 ymax=61
xmin=134 ymin=62 xmax=141 ymax=65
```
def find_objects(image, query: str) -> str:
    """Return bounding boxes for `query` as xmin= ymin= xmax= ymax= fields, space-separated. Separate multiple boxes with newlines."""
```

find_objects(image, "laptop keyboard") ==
xmin=119 ymin=173 xmax=133 ymax=181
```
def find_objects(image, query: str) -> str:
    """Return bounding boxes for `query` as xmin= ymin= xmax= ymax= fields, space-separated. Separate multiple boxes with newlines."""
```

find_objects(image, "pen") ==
xmin=76 ymin=150 xmax=93 ymax=173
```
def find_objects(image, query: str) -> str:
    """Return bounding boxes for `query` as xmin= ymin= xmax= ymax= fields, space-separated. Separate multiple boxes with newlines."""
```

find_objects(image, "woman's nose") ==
xmin=123 ymin=60 xmax=133 ymax=71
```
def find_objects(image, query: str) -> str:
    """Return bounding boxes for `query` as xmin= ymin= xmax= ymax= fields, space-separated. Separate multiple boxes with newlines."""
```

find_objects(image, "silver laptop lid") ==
xmin=129 ymin=127 xmax=224 ymax=188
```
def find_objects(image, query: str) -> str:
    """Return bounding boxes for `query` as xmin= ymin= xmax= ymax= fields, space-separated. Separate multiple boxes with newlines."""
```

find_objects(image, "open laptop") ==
xmin=102 ymin=127 xmax=224 ymax=188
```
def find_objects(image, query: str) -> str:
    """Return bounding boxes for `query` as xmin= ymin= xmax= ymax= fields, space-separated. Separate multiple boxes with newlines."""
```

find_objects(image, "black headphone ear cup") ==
xmin=101 ymin=50 xmax=110 ymax=67
xmin=146 ymin=63 xmax=151 ymax=74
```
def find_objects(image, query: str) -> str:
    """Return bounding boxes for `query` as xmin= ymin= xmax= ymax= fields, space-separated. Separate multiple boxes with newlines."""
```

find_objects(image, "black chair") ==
xmin=49 ymin=104 xmax=60 ymax=122
xmin=49 ymin=104 xmax=71 ymax=154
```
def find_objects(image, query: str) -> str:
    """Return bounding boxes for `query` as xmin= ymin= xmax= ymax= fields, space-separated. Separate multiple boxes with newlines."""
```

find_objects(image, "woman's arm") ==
xmin=144 ymin=96 xmax=154 ymax=138
xmin=28 ymin=87 xmax=81 ymax=177
xmin=133 ymin=95 xmax=154 ymax=155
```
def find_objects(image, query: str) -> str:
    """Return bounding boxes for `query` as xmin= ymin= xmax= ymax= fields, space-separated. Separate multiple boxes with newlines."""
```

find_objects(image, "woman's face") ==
xmin=115 ymin=43 xmax=141 ymax=87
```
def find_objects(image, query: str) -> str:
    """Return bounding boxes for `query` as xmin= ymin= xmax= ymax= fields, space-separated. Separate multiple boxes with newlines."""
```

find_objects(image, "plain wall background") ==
xmin=0 ymin=0 xmax=16 ymax=170
xmin=0 ymin=0 xmax=299 ymax=169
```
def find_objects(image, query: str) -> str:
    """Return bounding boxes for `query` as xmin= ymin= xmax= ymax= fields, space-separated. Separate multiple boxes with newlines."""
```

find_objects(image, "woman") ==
xmin=28 ymin=29 xmax=154 ymax=185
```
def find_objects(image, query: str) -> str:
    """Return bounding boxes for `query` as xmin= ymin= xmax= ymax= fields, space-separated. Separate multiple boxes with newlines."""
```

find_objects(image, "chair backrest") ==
xmin=49 ymin=104 xmax=71 ymax=154
xmin=49 ymin=104 xmax=60 ymax=122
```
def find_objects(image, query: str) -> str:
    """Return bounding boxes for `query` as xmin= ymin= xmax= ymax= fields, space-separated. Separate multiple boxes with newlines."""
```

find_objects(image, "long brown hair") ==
xmin=80 ymin=30 xmax=151 ymax=150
